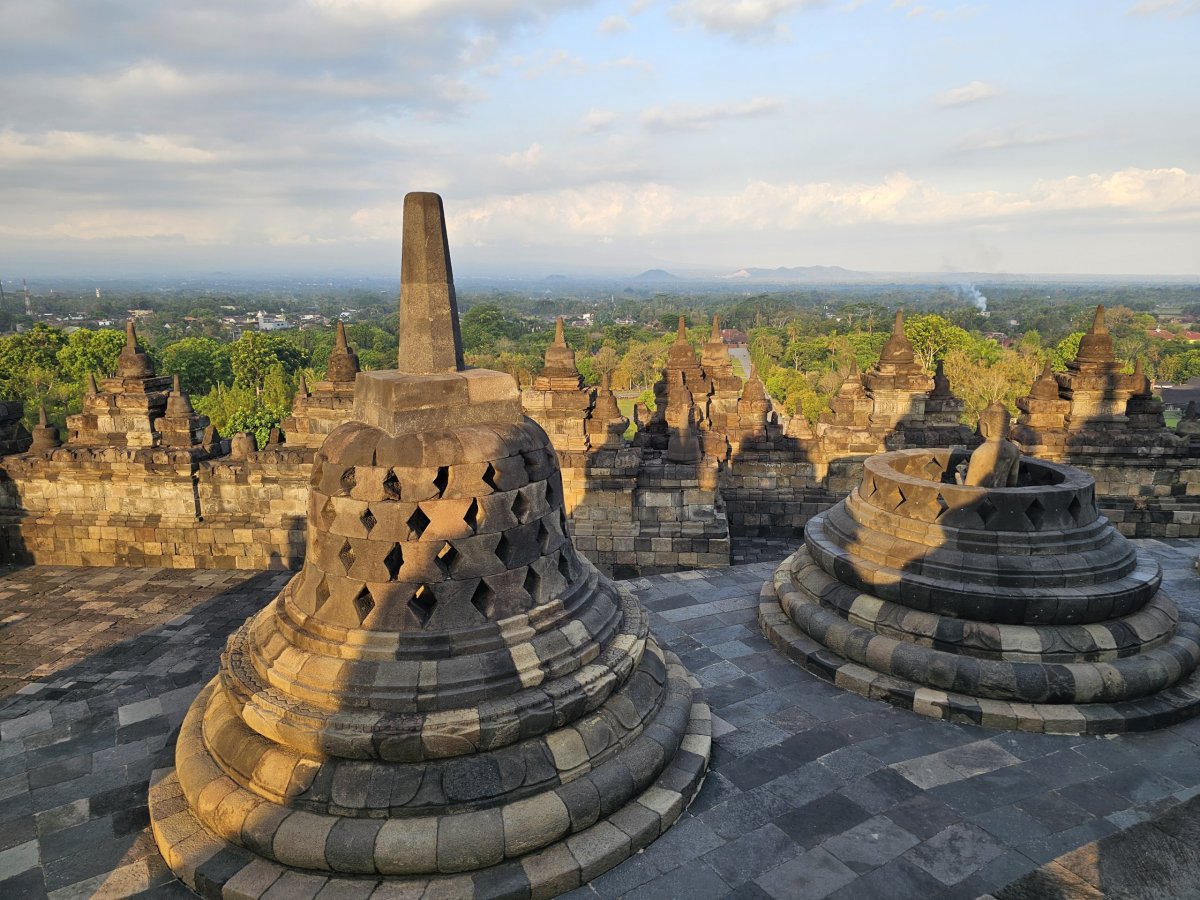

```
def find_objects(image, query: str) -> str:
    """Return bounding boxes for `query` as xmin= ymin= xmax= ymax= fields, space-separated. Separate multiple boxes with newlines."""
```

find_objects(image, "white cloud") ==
xmin=430 ymin=167 xmax=1200 ymax=246
xmin=954 ymin=129 xmax=1086 ymax=153
xmin=498 ymin=143 xmax=546 ymax=169
xmin=889 ymin=0 xmax=981 ymax=21
xmin=0 ymin=130 xmax=218 ymax=165
xmin=579 ymin=108 xmax=618 ymax=132
xmin=938 ymin=80 xmax=998 ymax=107
xmin=640 ymin=96 xmax=783 ymax=130
xmin=598 ymin=14 xmax=632 ymax=33
xmin=521 ymin=48 xmax=586 ymax=79
xmin=1128 ymin=0 xmax=1200 ymax=16
xmin=669 ymin=0 xmax=824 ymax=37
xmin=603 ymin=55 xmax=655 ymax=75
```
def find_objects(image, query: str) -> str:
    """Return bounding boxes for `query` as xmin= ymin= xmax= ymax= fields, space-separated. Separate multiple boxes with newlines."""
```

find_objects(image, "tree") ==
xmin=161 ymin=337 xmax=233 ymax=394
xmin=904 ymin=314 xmax=974 ymax=371
xmin=230 ymin=332 xmax=308 ymax=392
xmin=56 ymin=328 xmax=125 ymax=384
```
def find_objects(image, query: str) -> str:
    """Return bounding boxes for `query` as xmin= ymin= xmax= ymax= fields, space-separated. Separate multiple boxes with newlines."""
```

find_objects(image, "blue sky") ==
xmin=1 ymin=0 xmax=1197 ymax=277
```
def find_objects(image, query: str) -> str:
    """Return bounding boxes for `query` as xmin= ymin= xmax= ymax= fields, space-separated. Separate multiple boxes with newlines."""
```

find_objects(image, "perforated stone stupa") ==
xmin=760 ymin=443 xmax=1200 ymax=734
xmin=149 ymin=192 xmax=711 ymax=898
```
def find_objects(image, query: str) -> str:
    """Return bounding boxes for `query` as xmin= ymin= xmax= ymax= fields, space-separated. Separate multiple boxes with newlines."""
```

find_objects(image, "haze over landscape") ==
xmin=1 ymin=0 xmax=1198 ymax=278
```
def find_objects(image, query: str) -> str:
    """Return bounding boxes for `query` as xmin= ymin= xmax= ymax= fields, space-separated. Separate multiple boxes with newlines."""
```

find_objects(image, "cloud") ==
xmin=888 ymin=0 xmax=981 ymax=21
xmin=640 ymin=96 xmax=783 ymax=130
xmin=603 ymin=55 xmax=655 ymax=75
xmin=521 ymin=48 xmax=586 ymax=79
xmin=430 ymin=167 xmax=1200 ymax=247
xmin=954 ymin=129 xmax=1087 ymax=153
xmin=579 ymin=108 xmax=618 ymax=132
xmin=669 ymin=0 xmax=824 ymax=37
xmin=938 ymin=80 xmax=998 ymax=107
xmin=598 ymin=14 xmax=632 ymax=33
xmin=1128 ymin=0 xmax=1200 ymax=16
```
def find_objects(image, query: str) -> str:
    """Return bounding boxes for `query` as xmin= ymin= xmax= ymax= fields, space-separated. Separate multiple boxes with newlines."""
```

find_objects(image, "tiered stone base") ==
xmin=150 ymin=653 xmax=709 ymax=899
xmin=761 ymin=548 xmax=1200 ymax=734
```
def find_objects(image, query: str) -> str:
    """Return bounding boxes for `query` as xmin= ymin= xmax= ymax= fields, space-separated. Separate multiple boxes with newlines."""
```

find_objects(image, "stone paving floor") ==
xmin=0 ymin=539 xmax=1198 ymax=899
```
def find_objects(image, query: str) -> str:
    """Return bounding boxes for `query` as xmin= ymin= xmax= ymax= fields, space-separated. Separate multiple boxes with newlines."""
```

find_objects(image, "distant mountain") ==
xmin=633 ymin=269 xmax=680 ymax=282
xmin=715 ymin=265 xmax=874 ymax=283
xmin=544 ymin=274 xmax=569 ymax=282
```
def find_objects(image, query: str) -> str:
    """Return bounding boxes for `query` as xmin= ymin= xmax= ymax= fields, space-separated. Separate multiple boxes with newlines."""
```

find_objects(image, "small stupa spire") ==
xmin=710 ymin=315 xmax=721 ymax=341
xmin=397 ymin=192 xmax=465 ymax=374
xmin=553 ymin=316 xmax=566 ymax=347
xmin=86 ymin=373 xmax=99 ymax=395
xmin=1091 ymin=304 xmax=1107 ymax=335
xmin=38 ymin=405 xmax=48 ymax=427
xmin=335 ymin=319 xmax=349 ymax=350
xmin=676 ymin=316 xmax=687 ymax=342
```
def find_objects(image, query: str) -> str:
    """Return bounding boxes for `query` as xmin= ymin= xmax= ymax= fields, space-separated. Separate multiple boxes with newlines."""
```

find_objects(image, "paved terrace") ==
xmin=1 ymin=540 xmax=1199 ymax=900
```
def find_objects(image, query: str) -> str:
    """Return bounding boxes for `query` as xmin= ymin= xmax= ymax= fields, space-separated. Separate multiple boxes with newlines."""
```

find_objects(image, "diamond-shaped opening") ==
xmin=544 ymin=479 xmax=558 ymax=508
xmin=922 ymin=458 xmax=944 ymax=482
xmin=935 ymin=493 xmax=949 ymax=519
xmin=338 ymin=539 xmax=356 ymax=573
xmin=523 ymin=566 xmax=541 ymax=603
xmin=406 ymin=507 xmax=430 ymax=540
xmin=382 ymin=469 xmax=401 ymax=500
xmin=434 ymin=542 xmax=458 ymax=577
xmin=340 ymin=467 xmax=357 ymax=493
xmin=1025 ymin=497 xmax=1046 ymax=529
xmin=470 ymin=579 xmax=496 ymax=619
xmin=495 ymin=533 xmax=514 ymax=566
xmin=352 ymin=586 xmax=375 ymax=625
xmin=560 ymin=509 xmax=569 ymax=534
xmin=320 ymin=496 xmax=337 ymax=529
xmin=977 ymin=497 xmax=999 ymax=527
xmin=434 ymin=466 xmax=450 ymax=496
xmin=863 ymin=476 xmax=877 ymax=498
xmin=464 ymin=498 xmax=481 ymax=532
xmin=511 ymin=490 xmax=531 ymax=524
xmin=892 ymin=486 xmax=907 ymax=512
xmin=360 ymin=507 xmax=377 ymax=533
xmin=557 ymin=551 xmax=573 ymax=583
xmin=314 ymin=576 xmax=331 ymax=612
xmin=1068 ymin=495 xmax=1083 ymax=524
xmin=482 ymin=463 xmax=499 ymax=491
xmin=408 ymin=584 xmax=436 ymax=628
xmin=383 ymin=543 xmax=404 ymax=580
xmin=537 ymin=519 xmax=553 ymax=553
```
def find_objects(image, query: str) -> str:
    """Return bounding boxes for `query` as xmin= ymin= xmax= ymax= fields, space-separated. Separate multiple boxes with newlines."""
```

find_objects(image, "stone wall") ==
xmin=0 ymin=448 xmax=309 ymax=569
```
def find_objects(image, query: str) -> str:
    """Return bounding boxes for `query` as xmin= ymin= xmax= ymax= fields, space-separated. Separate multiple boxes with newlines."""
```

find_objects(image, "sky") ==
xmin=1 ymin=0 xmax=1198 ymax=279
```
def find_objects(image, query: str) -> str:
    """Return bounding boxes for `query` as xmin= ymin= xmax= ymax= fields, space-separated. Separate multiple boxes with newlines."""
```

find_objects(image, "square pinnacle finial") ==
xmin=398 ymin=192 xmax=465 ymax=374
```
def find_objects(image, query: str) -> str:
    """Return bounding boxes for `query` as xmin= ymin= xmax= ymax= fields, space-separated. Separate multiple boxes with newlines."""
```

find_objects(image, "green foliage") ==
xmin=1052 ymin=333 xmax=1084 ymax=370
xmin=460 ymin=305 xmax=529 ymax=353
xmin=230 ymin=331 xmax=308 ymax=390
xmin=0 ymin=324 xmax=70 ymax=425
xmin=903 ymin=314 xmax=974 ymax=369
xmin=194 ymin=382 xmax=287 ymax=449
xmin=57 ymin=328 xmax=124 ymax=383
xmin=161 ymin=337 xmax=232 ymax=394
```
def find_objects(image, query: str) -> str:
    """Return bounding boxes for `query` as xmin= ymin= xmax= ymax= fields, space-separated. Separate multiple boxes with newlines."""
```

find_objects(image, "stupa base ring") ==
xmin=760 ymin=551 xmax=1200 ymax=735
xmin=149 ymin=660 xmax=710 ymax=899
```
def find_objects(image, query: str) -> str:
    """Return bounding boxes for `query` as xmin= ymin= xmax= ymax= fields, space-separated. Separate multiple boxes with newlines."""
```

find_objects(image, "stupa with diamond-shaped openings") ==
xmin=760 ymin=422 xmax=1200 ymax=734
xmin=149 ymin=192 xmax=710 ymax=898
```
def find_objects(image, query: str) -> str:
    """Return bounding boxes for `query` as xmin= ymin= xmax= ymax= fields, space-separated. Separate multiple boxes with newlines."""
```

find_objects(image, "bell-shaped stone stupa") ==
xmin=760 ymin=423 xmax=1200 ymax=733
xmin=150 ymin=192 xmax=710 ymax=898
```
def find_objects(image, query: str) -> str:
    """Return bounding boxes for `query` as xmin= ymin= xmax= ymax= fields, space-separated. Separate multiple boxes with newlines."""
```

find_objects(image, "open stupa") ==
xmin=149 ymin=193 xmax=711 ymax=898
xmin=760 ymin=401 xmax=1200 ymax=734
